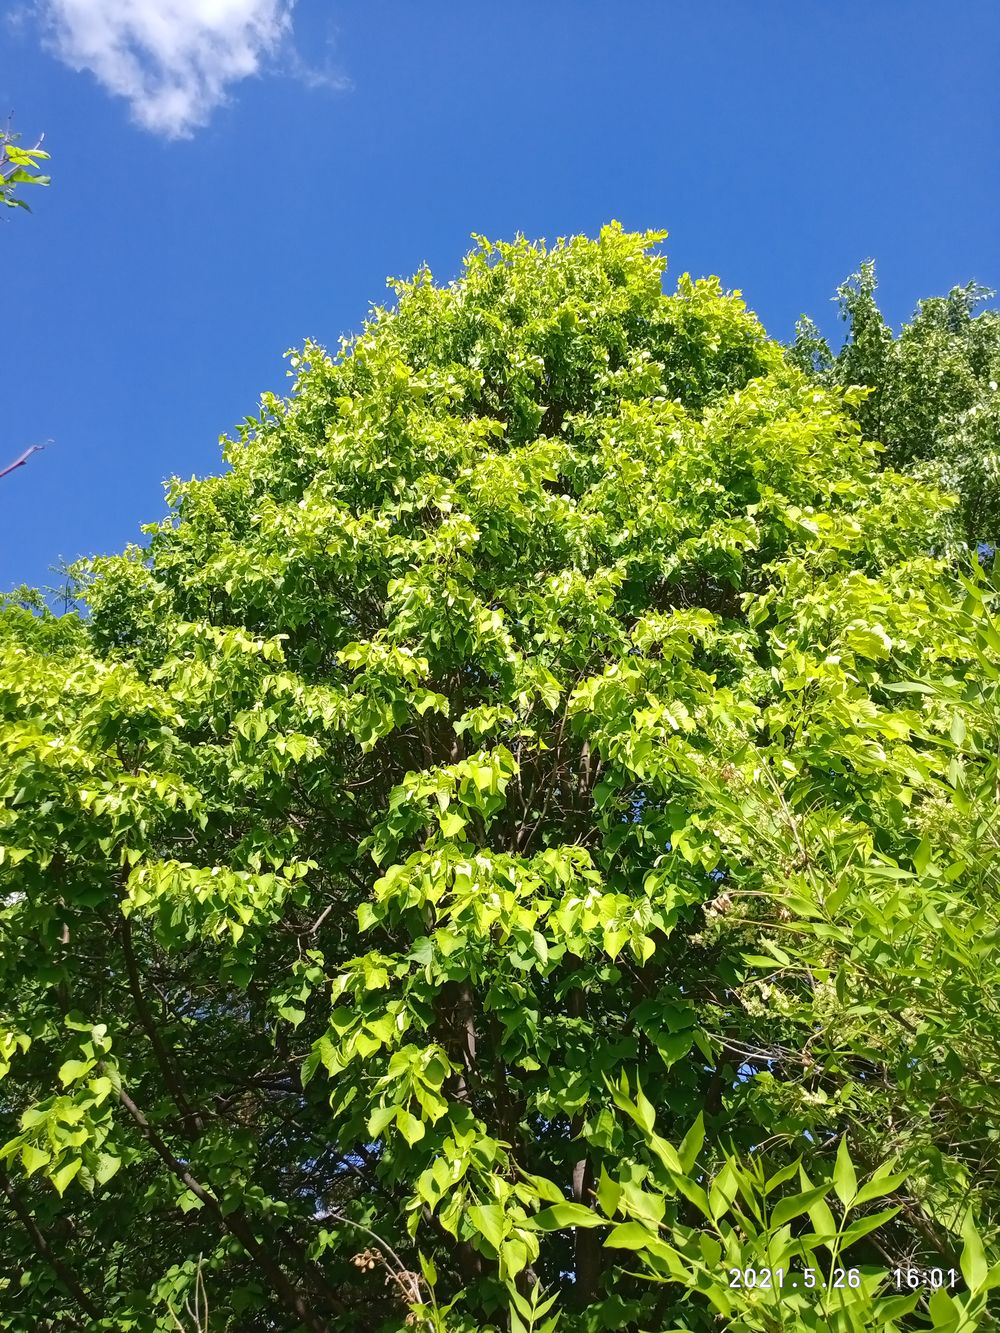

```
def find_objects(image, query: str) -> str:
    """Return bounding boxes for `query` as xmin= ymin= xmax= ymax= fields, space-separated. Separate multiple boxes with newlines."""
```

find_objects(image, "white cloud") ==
xmin=38 ymin=0 xmax=297 ymax=138
xmin=284 ymin=37 xmax=352 ymax=94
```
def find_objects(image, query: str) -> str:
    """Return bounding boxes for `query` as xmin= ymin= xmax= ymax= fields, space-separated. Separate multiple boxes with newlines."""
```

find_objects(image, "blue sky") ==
xmin=2 ymin=1 xmax=998 ymax=595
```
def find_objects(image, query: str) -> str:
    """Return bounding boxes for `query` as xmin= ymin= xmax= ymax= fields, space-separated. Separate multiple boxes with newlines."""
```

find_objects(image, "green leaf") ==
xmin=530 ymin=1202 xmax=604 ymax=1230
xmin=708 ymin=1161 xmax=739 ymax=1220
xmin=57 ymin=1058 xmax=95 ymax=1086
xmin=469 ymin=1204 xmax=506 ymax=1248
xmin=913 ymin=835 xmax=933 ymax=876
xmin=501 ymin=1235 xmax=530 ymax=1279
xmin=853 ymin=1169 xmax=908 ymax=1206
xmin=94 ymin=1153 xmax=121 ymax=1187
xmin=673 ymin=1174 xmax=712 ymax=1219
xmin=838 ymin=1206 xmax=900 ymax=1249
xmin=765 ymin=1160 xmax=801 ymax=1195
xmin=960 ymin=1211 xmax=988 ymax=1292
xmin=20 ymin=1144 xmax=49 ymax=1175
xmin=604 ymin=1222 xmax=656 ymax=1251
xmin=357 ymin=902 xmax=378 ymax=932
xmin=395 ymin=1109 xmax=426 ymax=1146
xmin=439 ymin=810 xmax=467 ymax=839
xmin=521 ymin=1171 xmax=565 ymax=1205
xmin=771 ymin=1184 xmax=832 ymax=1228
xmin=595 ymin=1167 xmax=621 ymax=1218
xmin=367 ymin=1104 xmax=398 ymax=1137
xmin=807 ymin=1192 xmax=837 ymax=1240
xmin=878 ymin=1294 xmax=920 ymax=1321
xmin=832 ymin=1136 xmax=857 ymax=1206
xmin=927 ymin=1286 xmax=959 ymax=1328
xmin=49 ymin=1158 xmax=82 ymax=1196
xmin=678 ymin=1113 xmax=705 ymax=1173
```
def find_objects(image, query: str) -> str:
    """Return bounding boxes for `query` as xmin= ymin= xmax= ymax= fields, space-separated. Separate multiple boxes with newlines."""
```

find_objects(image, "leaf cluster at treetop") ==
xmin=1 ymin=224 xmax=998 ymax=1332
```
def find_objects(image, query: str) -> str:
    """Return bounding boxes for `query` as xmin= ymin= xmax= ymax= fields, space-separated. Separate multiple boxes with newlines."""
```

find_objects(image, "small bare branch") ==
xmin=0 ymin=440 xmax=50 ymax=481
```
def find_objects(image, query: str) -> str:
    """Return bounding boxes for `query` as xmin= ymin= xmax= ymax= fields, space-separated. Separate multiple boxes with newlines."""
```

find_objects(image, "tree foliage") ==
xmin=789 ymin=263 xmax=1000 ymax=549
xmin=0 ymin=124 xmax=50 ymax=213
xmin=1 ymin=226 xmax=999 ymax=1332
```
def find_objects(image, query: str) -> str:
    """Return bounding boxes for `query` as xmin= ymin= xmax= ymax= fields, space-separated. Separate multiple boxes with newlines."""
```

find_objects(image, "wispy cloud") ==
xmin=36 ymin=0 xmax=312 ymax=139
xmin=283 ymin=36 xmax=352 ymax=94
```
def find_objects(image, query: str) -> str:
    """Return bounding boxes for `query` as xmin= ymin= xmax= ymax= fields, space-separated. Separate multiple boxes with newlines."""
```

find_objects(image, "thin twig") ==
xmin=0 ymin=440 xmax=49 ymax=480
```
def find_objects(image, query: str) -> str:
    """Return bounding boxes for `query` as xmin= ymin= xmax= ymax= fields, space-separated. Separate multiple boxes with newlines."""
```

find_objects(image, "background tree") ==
xmin=1 ymin=227 xmax=998 ymax=1332
xmin=789 ymin=263 xmax=1000 ymax=551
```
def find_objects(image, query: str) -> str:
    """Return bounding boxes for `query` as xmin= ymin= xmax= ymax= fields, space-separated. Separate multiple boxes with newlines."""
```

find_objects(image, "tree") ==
xmin=789 ymin=263 xmax=1000 ymax=550
xmin=1 ymin=226 xmax=998 ymax=1332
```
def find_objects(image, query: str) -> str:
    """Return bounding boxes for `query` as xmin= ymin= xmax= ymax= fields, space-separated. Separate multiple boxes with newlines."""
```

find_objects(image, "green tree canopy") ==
xmin=789 ymin=262 xmax=1000 ymax=550
xmin=1 ymin=226 xmax=998 ymax=1333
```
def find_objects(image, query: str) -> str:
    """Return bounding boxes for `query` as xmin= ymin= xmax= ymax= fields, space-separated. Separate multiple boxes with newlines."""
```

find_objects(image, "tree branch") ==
xmin=0 ymin=1162 xmax=101 ymax=1323
xmin=0 ymin=441 xmax=47 ymax=481
xmin=114 ymin=1082 xmax=341 ymax=1333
